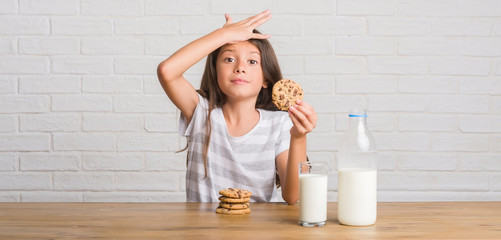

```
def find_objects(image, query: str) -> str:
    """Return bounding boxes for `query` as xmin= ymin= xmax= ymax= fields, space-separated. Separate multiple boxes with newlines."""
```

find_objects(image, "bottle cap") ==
xmin=348 ymin=109 xmax=367 ymax=117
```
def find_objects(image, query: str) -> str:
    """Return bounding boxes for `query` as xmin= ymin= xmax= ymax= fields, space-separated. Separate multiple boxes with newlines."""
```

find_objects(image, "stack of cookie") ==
xmin=216 ymin=188 xmax=252 ymax=215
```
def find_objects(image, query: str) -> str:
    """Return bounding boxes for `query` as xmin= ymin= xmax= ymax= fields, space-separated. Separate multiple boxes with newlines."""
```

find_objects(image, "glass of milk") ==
xmin=298 ymin=161 xmax=328 ymax=227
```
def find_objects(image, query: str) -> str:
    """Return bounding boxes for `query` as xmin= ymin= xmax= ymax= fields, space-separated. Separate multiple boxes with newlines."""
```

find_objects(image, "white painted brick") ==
xmin=54 ymin=172 xmax=114 ymax=190
xmin=257 ymin=17 xmax=302 ymax=36
xmin=19 ymin=0 xmax=78 ymax=15
xmin=377 ymin=152 xmax=397 ymax=170
xmin=84 ymin=192 xmax=148 ymax=202
xmin=82 ymin=76 xmax=143 ymax=93
xmin=114 ymin=57 xmax=164 ymax=74
xmin=399 ymin=76 xmax=457 ymax=94
xmin=398 ymin=0 xmax=457 ymax=16
xmin=491 ymin=173 xmax=501 ymax=190
xmin=0 ymin=134 xmax=49 ymax=151
xmin=145 ymin=36 xmax=198 ymax=56
xmin=0 ymin=16 xmax=49 ymax=35
xmin=53 ymin=56 xmax=113 ymax=74
xmin=146 ymin=0 xmax=208 ymax=15
xmin=493 ymin=96 xmax=501 ymax=114
xmin=114 ymin=95 xmax=177 ymax=113
xmin=459 ymin=76 xmax=501 ymax=95
xmin=0 ymin=115 xmax=16 ymax=132
xmin=368 ymin=95 xmax=427 ymax=112
xmin=52 ymin=17 xmax=112 ymax=36
xmin=22 ymin=192 xmax=82 ymax=202
xmin=81 ymin=0 xmax=143 ymax=16
xmin=307 ymin=133 xmax=342 ymax=151
xmin=0 ymin=76 xmax=17 ymax=94
xmin=430 ymin=57 xmax=490 ymax=76
xmin=399 ymin=38 xmax=459 ymax=56
xmin=82 ymin=153 xmax=143 ymax=171
xmin=305 ymin=56 xmax=365 ymax=74
xmin=303 ymin=17 xmax=366 ymax=36
xmin=115 ymin=17 xmax=178 ymax=35
xmin=0 ymin=0 xmax=17 ymax=14
xmin=431 ymin=19 xmax=491 ymax=36
xmin=493 ymin=135 xmax=501 ymax=152
xmin=115 ymin=172 xmax=178 ymax=190
xmin=0 ymin=95 xmax=48 ymax=113
xmin=117 ymin=133 xmax=180 ymax=151
xmin=432 ymin=134 xmax=490 ymax=152
xmin=305 ymin=95 xmax=365 ymax=114
xmin=145 ymin=152 xmax=186 ymax=171
xmin=144 ymin=76 xmax=165 ymax=94
xmin=337 ymin=0 xmax=394 ymax=16
xmin=368 ymin=56 xmax=427 ymax=75
xmin=209 ymin=0 xmax=269 ymax=14
xmin=273 ymin=0 xmax=334 ymax=14
xmin=460 ymin=38 xmax=501 ymax=57
xmin=379 ymin=172 xmax=489 ymax=191
xmin=495 ymin=59 xmax=501 ymax=75
xmin=373 ymin=133 xmax=429 ymax=151
xmin=0 ymin=192 xmax=20 ymax=202
xmin=459 ymin=115 xmax=501 ymax=133
xmin=0 ymin=154 xmax=17 ymax=171
xmin=293 ymin=75 xmax=334 ymax=94
xmin=275 ymin=56 xmax=303 ymax=76
xmin=0 ymin=56 xmax=49 ymax=74
xmin=380 ymin=191 xmax=501 ymax=202
xmin=336 ymin=76 xmax=397 ymax=93
xmin=270 ymin=37 xmax=333 ymax=56
xmin=459 ymin=153 xmax=501 ymax=171
xmin=145 ymin=114 xmax=178 ymax=133
xmin=82 ymin=37 xmax=144 ymax=55
xmin=20 ymin=153 xmax=80 ymax=171
xmin=369 ymin=17 xmax=428 ymax=36
xmin=0 ymin=38 xmax=16 ymax=54
xmin=494 ymin=20 xmax=501 ymax=36
xmin=52 ymin=95 xmax=112 ymax=112
xmin=429 ymin=95 xmax=489 ymax=113
xmin=180 ymin=16 xmax=222 ymax=35
xmin=336 ymin=37 xmax=396 ymax=55
xmin=314 ymin=114 xmax=335 ymax=133
xmin=53 ymin=133 xmax=115 ymax=151
xmin=399 ymin=114 xmax=457 ymax=132
xmin=148 ymin=192 xmax=186 ymax=202
xmin=19 ymin=76 xmax=80 ymax=93
xmin=336 ymin=113 xmax=396 ymax=132
xmin=83 ymin=113 xmax=142 ymax=132
xmin=20 ymin=114 xmax=80 ymax=132
xmin=398 ymin=153 xmax=457 ymax=171
xmin=0 ymin=173 xmax=52 ymax=190
xmin=460 ymin=0 xmax=501 ymax=17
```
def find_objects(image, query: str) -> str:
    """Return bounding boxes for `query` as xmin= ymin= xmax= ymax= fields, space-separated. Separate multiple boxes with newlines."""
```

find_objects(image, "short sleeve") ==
xmin=178 ymin=93 xmax=208 ymax=137
xmin=275 ymin=114 xmax=293 ymax=157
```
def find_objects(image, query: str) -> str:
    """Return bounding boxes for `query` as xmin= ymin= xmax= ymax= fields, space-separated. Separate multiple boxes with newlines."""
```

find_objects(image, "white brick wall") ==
xmin=0 ymin=0 xmax=500 ymax=202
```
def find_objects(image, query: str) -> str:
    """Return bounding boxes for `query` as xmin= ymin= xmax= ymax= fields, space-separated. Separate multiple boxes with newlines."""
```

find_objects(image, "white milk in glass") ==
xmin=337 ymin=168 xmax=377 ymax=226
xmin=299 ymin=173 xmax=328 ymax=226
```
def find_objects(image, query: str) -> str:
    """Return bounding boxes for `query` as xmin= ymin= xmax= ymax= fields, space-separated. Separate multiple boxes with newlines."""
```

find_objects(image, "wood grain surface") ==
xmin=0 ymin=202 xmax=500 ymax=239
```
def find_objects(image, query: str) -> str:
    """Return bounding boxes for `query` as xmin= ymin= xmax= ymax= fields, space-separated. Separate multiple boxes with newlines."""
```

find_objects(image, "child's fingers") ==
xmin=250 ymin=10 xmax=272 ymax=29
xmin=294 ymin=101 xmax=318 ymax=127
xmin=289 ymin=106 xmax=315 ymax=133
xmin=225 ymin=14 xmax=233 ymax=24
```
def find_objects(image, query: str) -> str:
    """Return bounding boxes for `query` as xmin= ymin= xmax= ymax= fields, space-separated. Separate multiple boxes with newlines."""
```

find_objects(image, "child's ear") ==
xmin=262 ymin=80 xmax=270 ymax=88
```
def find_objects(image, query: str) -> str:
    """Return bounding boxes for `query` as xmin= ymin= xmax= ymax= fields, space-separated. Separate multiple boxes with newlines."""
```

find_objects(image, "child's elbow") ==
xmin=282 ymin=194 xmax=299 ymax=205
xmin=157 ymin=61 xmax=175 ymax=83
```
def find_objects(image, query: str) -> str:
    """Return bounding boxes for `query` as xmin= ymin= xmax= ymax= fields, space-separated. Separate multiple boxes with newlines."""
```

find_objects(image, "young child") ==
xmin=157 ymin=10 xmax=318 ymax=204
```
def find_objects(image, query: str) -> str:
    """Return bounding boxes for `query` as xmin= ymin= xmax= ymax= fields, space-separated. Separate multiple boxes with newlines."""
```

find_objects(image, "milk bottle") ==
xmin=337 ymin=109 xmax=377 ymax=226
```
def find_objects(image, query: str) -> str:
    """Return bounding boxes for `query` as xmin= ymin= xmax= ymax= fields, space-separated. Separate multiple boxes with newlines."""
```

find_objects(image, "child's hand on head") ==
xmin=221 ymin=9 xmax=272 ymax=44
xmin=288 ymin=100 xmax=318 ymax=138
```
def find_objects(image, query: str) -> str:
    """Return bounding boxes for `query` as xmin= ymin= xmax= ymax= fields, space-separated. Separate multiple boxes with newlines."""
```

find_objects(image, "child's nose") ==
xmin=234 ymin=65 xmax=246 ymax=74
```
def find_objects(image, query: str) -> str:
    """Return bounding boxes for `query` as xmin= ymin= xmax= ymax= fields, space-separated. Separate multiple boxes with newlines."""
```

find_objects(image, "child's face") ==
xmin=216 ymin=41 xmax=267 ymax=103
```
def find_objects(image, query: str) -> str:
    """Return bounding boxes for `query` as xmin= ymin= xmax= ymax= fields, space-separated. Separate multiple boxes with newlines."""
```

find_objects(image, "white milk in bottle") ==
xmin=337 ymin=109 xmax=377 ymax=226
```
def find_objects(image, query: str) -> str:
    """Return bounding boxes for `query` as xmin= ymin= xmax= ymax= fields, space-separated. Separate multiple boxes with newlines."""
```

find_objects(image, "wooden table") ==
xmin=0 ymin=202 xmax=500 ymax=239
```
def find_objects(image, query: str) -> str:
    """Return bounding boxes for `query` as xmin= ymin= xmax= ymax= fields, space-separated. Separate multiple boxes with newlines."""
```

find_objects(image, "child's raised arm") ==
xmin=157 ymin=10 xmax=272 ymax=123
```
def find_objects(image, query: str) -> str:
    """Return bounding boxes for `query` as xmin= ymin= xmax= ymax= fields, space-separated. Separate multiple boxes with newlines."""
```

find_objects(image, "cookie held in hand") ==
xmin=272 ymin=79 xmax=304 ymax=111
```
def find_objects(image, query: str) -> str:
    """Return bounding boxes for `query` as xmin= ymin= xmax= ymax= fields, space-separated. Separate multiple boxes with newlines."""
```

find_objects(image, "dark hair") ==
xmin=194 ymin=30 xmax=283 ymax=182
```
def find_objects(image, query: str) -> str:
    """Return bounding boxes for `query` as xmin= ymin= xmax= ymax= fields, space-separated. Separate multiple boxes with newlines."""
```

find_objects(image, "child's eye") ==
xmin=249 ymin=60 xmax=258 ymax=64
xmin=224 ymin=58 xmax=235 ymax=63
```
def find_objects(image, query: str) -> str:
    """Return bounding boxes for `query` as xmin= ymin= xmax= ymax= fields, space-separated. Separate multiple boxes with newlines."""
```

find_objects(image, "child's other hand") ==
xmin=221 ymin=9 xmax=272 ymax=44
xmin=288 ymin=100 xmax=318 ymax=138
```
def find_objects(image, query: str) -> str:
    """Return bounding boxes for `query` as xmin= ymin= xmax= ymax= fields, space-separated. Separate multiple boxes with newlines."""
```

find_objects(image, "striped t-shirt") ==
xmin=178 ymin=94 xmax=293 ymax=202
